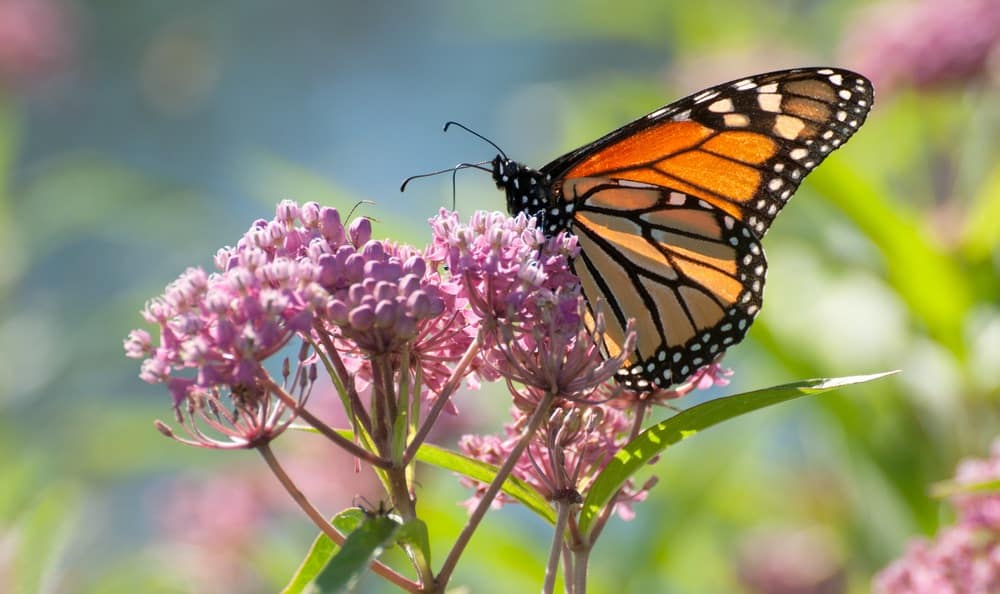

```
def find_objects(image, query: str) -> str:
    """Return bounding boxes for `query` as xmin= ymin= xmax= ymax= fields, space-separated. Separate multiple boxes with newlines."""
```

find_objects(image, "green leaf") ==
xmin=397 ymin=518 xmax=432 ymax=572
xmin=809 ymin=162 xmax=973 ymax=356
xmin=12 ymin=481 xmax=81 ymax=594
xmin=292 ymin=427 xmax=558 ymax=524
xmin=281 ymin=509 xmax=366 ymax=594
xmin=930 ymin=478 xmax=1000 ymax=499
xmin=314 ymin=512 xmax=402 ymax=593
xmin=577 ymin=372 xmax=897 ymax=536
xmin=413 ymin=442 xmax=557 ymax=524
xmin=961 ymin=163 xmax=1000 ymax=262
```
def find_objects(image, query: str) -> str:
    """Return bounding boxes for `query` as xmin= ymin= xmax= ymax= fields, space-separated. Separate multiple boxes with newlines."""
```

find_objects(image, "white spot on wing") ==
xmin=757 ymin=93 xmax=782 ymax=112
xmin=618 ymin=179 xmax=657 ymax=189
xmin=708 ymin=98 xmax=734 ymax=113
xmin=694 ymin=90 xmax=720 ymax=103
xmin=774 ymin=114 xmax=805 ymax=140
xmin=724 ymin=113 xmax=750 ymax=127
xmin=647 ymin=107 xmax=669 ymax=119
xmin=790 ymin=148 xmax=809 ymax=161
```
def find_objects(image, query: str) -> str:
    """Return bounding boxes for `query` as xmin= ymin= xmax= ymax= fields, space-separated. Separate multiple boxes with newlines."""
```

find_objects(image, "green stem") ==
xmin=543 ymin=501 xmax=572 ymax=594
xmin=257 ymin=443 xmax=418 ymax=593
xmin=571 ymin=548 xmax=589 ymax=594
xmin=402 ymin=339 xmax=481 ymax=465
xmin=266 ymin=378 xmax=390 ymax=469
xmin=434 ymin=390 xmax=557 ymax=589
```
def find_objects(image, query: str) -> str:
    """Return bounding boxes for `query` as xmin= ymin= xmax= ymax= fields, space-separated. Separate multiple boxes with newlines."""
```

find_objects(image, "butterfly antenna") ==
xmin=399 ymin=161 xmax=491 ymax=192
xmin=443 ymin=121 xmax=508 ymax=160
xmin=346 ymin=200 xmax=377 ymax=222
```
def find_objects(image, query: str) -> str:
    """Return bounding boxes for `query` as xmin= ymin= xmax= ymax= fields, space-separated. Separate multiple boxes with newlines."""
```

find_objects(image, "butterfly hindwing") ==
xmin=563 ymin=178 xmax=765 ymax=391
xmin=543 ymin=67 xmax=874 ymax=238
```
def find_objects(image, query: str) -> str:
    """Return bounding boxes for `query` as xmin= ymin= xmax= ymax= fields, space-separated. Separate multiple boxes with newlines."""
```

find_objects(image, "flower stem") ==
xmin=266 ymin=378 xmax=391 ymax=469
xmin=562 ymin=545 xmax=574 ymax=594
xmin=256 ymin=443 xmax=418 ymax=593
xmin=313 ymin=328 xmax=373 ymax=432
xmin=586 ymin=403 xmax=648 ymax=545
xmin=571 ymin=547 xmax=590 ymax=594
xmin=402 ymin=338 xmax=480 ymax=465
xmin=544 ymin=501 xmax=572 ymax=594
xmin=384 ymin=464 xmax=435 ymax=588
xmin=434 ymin=389 xmax=556 ymax=589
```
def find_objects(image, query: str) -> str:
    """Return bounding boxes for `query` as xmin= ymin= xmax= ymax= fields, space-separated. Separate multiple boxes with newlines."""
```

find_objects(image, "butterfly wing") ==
xmin=564 ymin=178 xmax=765 ymax=390
xmin=543 ymin=68 xmax=874 ymax=238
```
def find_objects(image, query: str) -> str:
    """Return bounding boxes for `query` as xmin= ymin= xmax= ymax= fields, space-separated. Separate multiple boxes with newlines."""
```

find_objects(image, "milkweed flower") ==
xmin=840 ymin=0 xmax=1000 ymax=93
xmin=429 ymin=209 xmax=579 ymax=325
xmin=458 ymin=399 xmax=654 ymax=520
xmin=127 ymin=201 xmax=479 ymax=448
xmin=874 ymin=440 xmax=1000 ymax=594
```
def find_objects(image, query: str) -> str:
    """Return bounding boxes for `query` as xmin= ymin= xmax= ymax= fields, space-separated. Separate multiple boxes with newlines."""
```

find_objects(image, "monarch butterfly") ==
xmin=427 ymin=67 xmax=873 ymax=391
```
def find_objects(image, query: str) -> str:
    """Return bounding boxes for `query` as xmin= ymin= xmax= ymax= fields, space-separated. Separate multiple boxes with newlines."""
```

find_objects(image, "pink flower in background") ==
xmin=841 ymin=0 xmax=1000 ymax=93
xmin=875 ymin=441 xmax=1000 ymax=593
xmin=0 ymin=0 xmax=73 ymax=90
xmin=736 ymin=528 xmax=846 ymax=594
xmin=875 ymin=525 xmax=1000 ymax=594
xmin=954 ymin=441 xmax=1000 ymax=531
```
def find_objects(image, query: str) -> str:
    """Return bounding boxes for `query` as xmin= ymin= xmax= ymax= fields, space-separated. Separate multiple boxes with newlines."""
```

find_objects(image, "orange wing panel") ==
xmin=700 ymin=131 xmax=778 ymax=164
xmin=574 ymin=212 xmax=676 ymax=278
xmin=578 ymin=184 xmax=662 ymax=211
xmin=656 ymin=152 xmax=762 ymax=203
xmin=671 ymin=258 xmax=742 ymax=302
xmin=640 ymin=208 xmax=722 ymax=239
xmin=566 ymin=121 xmax=715 ymax=178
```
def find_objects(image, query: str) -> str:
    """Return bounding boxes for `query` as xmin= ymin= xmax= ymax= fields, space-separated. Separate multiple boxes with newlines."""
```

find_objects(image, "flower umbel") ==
xmin=875 ymin=440 xmax=1000 ymax=594
xmin=153 ymin=342 xmax=317 ymax=449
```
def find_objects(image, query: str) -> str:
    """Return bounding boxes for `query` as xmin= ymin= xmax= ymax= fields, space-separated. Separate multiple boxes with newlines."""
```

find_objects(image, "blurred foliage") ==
xmin=0 ymin=0 xmax=997 ymax=593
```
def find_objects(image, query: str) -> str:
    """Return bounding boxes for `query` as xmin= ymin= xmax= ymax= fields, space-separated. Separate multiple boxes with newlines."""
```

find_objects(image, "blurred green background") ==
xmin=2 ymin=0 xmax=998 ymax=593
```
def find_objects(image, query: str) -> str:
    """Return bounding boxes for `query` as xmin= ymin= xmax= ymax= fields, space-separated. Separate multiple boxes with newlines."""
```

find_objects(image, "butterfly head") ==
xmin=491 ymin=156 xmax=552 ymax=220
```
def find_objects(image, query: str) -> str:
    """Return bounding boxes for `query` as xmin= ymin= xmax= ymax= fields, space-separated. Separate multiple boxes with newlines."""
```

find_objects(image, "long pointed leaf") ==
xmin=292 ymin=425 xmax=558 ymax=524
xmin=578 ymin=372 xmax=896 ymax=536
xmin=413 ymin=442 xmax=557 ymax=524
xmin=281 ymin=509 xmax=365 ymax=594
xmin=314 ymin=513 xmax=402 ymax=593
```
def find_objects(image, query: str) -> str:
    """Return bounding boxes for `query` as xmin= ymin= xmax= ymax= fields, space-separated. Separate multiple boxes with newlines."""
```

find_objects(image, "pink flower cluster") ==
xmin=126 ymin=202 xmax=473 ymax=405
xmin=127 ymin=200 xmax=736 ymax=524
xmin=841 ymin=0 xmax=1000 ymax=93
xmin=441 ymin=210 xmax=735 ymax=519
xmin=875 ymin=441 xmax=1000 ymax=594
xmin=460 ymin=400 xmax=654 ymax=520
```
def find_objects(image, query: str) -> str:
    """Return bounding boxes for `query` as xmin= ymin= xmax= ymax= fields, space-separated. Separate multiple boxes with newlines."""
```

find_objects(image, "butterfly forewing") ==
xmin=544 ymin=67 xmax=874 ymax=239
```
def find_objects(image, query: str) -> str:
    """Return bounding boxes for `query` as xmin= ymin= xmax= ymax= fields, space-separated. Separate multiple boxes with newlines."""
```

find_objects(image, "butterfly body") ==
xmin=488 ymin=67 xmax=873 ymax=391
